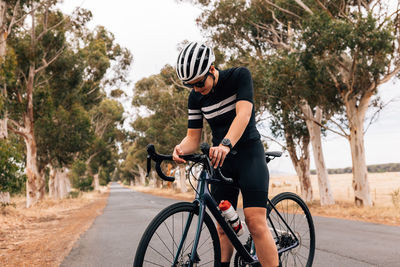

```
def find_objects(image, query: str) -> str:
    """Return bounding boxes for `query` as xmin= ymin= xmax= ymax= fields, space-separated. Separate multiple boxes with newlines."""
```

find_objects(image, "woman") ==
xmin=172 ymin=42 xmax=279 ymax=267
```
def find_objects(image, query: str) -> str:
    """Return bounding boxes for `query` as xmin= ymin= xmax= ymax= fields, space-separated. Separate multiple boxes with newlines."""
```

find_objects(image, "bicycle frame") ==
xmin=173 ymin=169 xmax=257 ymax=266
xmin=172 ymin=170 xmax=301 ymax=266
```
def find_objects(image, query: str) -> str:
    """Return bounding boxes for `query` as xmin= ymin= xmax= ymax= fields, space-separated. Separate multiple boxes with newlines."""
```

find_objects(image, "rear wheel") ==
xmin=133 ymin=202 xmax=221 ymax=267
xmin=268 ymin=192 xmax=315 ymax=267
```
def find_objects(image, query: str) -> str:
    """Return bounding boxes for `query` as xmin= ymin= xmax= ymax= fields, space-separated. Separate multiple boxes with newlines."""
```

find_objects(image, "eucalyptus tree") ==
xmin=3 ymin=2 xmax=83 ymax=207
xmin=36 ymin=24 xmax=131 ymax=197
xmin=128 ymin=65 xmax=190 ymax=189
xmin=299 ymin=1 xmax=400 ymax=206
xmin=0 ymin=0 xmax=40 ymax=201
xmin=4 ymin=1 xmax=132 ymax=205
xmin=86 ymin=99 xmax=125 ymax=190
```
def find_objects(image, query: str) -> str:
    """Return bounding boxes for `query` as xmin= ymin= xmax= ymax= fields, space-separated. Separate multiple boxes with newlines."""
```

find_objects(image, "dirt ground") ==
xmin=131 ymin=172 xmax=400 ymax=226
xmin=0 ymin=189 xmax=109 ymax=267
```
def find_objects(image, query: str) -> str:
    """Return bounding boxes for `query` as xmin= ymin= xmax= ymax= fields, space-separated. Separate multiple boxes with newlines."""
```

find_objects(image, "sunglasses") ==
xmin=183 ymin=72 xmax=213 ymax=89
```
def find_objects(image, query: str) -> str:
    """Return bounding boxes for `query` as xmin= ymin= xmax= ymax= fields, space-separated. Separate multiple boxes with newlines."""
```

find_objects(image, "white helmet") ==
xmin=176 ymin=42 xmax=215 ymax=83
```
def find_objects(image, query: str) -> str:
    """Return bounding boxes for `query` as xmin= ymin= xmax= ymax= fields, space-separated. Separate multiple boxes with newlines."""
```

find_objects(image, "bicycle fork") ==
xmin=172 ymin=200 xmax=205 ymax=267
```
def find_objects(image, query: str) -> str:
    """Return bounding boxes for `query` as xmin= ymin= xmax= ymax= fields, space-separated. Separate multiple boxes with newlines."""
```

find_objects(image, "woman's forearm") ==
xmin=224 ymin=101 xmax=253 ymax=147
xmin=178 ymin=129 xmax=202 ymax=154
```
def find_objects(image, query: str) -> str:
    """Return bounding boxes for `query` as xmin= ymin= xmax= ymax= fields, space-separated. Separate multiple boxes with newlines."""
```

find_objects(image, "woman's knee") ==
xmin=244 ymin=209 xmax=267 ymax=237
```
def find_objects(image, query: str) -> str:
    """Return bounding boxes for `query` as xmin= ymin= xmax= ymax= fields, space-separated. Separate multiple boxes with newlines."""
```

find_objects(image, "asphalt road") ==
xmin=61 ymin=182 xmax=400 ymax=267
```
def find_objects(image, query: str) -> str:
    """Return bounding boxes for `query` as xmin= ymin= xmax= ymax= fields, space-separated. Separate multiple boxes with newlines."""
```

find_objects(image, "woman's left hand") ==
xmin=209 ymin=144 xmax=230 ymax=168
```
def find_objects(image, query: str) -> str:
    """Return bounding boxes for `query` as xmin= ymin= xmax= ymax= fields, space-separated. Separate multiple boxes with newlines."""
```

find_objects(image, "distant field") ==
xmin=270 ymin=172 xmax=400 ymax=206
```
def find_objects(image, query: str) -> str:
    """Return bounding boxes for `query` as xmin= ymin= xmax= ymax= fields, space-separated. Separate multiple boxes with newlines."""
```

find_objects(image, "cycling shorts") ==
xmin=210 ymin=139 xmax=270 ymax=209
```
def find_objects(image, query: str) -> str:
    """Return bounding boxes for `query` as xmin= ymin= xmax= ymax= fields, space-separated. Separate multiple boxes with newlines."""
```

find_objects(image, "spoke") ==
xmin=163 ymin=219 xmax=179 ymax=251
xmin=294 ymin=250 xmax=309 ymax=260
xmin=197 ymin=229 xmax=211 ymax=250
xmin=289 ymin=212 xmax=296 ymax=230
xmin=143 ymin=259 xmax=167 ymax=266
xmin=154 ymin=231 xmax=173 ymax=257
xmin=292 ymin=251 xmax=306 ymax=267
xmin=198 ymin=243 xmax=213 ymax=256
xmin=148 ymin=244 xmax=173 ymax=264
xmin=182 ymin=224 xmax=207 ymax=255
xmin=300 ymin=229 xmax=310 ymax=239
xmin=286 ymin=200 xmax=289 ymax=224
xmin=198 ymin=258 xmax=214 ymax=266
xmin=182 ymin=238 xmax=194 ymax=255
xmin=282 ymin=252 xmax=289 ymax=267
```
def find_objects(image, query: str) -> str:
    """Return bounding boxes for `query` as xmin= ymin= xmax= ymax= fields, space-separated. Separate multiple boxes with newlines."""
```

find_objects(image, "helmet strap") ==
xmin=210 ymin=73 xmax=216 ymax=94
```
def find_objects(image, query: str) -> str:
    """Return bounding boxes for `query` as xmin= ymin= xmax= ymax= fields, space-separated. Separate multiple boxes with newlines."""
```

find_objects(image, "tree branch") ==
xmin=6 ymin=0 xmax=20 ymax=34
xmin=363 ymin=97 xmax=396 ymax=134
xmin=35 ymin=45 xmax=65 ymax=74
xmin=314 ymin=0 xmax=334 ymax=18
xmin=263 ymin=0 xmax=302 ymax=19
xmin=261 ymin=134 xmax=287 ymax=150
xmin=35 ymin=16 xmax=69 ymax=42
xmin=297 ymin=109 xmax=349 ymax=138
xmin=375 ymin=64 xmax=400 ymax=89
xmin=294 ymin=0 xmax=313 ymax=14
xmin=7 ymin=118 xmax=27 ymax=139
xmin=169 ymin=77 xmax=191 ymax=92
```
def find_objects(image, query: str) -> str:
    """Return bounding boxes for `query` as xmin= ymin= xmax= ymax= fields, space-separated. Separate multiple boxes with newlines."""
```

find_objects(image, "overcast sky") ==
xmin=60 ymin=0 xmax=400 ymax=174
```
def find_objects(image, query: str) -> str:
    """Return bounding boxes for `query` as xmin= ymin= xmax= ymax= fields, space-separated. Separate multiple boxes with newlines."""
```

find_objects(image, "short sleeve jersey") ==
xmin=187 ymin=67 xmax=260 ymax=146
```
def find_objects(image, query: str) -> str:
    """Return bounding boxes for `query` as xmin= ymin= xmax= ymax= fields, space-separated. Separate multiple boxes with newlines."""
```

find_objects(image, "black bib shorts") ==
xmin=211 ymin=139 xmax=270 ymax=209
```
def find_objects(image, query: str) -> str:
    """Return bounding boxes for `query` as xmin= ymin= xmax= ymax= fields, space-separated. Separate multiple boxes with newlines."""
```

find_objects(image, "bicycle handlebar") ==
xmin=146 ymin=143 xmax=234 ymax=184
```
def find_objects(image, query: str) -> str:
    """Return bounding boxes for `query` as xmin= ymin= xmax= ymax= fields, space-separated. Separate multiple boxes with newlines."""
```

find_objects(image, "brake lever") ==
xmin=216 ymin=168 xmax=234 ymax=184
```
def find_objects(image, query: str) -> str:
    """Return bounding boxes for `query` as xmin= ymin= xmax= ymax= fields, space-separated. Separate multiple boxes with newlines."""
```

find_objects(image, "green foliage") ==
xmin=302 ymin=12 xmax=395 ymax=93
xmin=0 ymin=139 xmax=26 ymax=194
xmin=68 ymin=191 xmax=81 ymax=199
xmin=70 ymin=160 xmax=92 ymax=191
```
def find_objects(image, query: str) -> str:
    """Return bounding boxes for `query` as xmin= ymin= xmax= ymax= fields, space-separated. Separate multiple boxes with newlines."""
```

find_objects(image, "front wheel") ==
xmin=133 ymin=202 xmax=221 ymax=267
xmin=268 ymin=192 xmax=315 ymax=267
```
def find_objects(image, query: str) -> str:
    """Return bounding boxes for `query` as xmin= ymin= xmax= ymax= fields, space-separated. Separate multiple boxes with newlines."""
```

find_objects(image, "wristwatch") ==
xmin=220 ymin=138 xmax=232 ymax=150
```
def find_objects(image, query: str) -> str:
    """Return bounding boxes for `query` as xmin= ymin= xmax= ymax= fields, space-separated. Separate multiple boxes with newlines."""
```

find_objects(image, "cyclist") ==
xmin=172 ymin=42 xmax=279 ymax=267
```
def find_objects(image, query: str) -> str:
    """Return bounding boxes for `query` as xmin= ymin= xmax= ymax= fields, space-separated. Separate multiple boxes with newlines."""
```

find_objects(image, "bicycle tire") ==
xmin=268 ymin=192 xmax=315 ymax=267
xmin=133 ymin=202 xmax=221 ymax=267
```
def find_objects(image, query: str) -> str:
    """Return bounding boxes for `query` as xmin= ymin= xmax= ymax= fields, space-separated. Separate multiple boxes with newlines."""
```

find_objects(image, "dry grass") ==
xmin=0 ymin=188 xmax=109 ymax=267
xmin=130 ymin=172 xmax=400 ymax=226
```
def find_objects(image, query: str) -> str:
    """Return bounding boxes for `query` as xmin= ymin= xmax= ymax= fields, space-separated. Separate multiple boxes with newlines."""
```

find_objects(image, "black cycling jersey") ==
xmin=187 ymin=67 xmax=260 ymax=147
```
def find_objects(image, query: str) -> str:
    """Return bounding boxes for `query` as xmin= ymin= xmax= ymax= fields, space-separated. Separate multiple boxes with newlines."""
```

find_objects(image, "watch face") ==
xmin=222 ymin=138 xmax=231 ymax=147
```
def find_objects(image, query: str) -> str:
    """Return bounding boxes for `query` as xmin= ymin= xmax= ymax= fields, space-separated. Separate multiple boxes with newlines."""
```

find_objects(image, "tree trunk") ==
xmin=346 ymin=97 xmax=372 ymax=206
xmin=93 ymin=173 xmax=100 ymax=191
xmin=137 ymin=165 xmax=146 ymax=185
xmin=25 ymin=64 xmax=45 ymax=207
xmin=179 ymin=165 xmax=187 ymax=193
xmin=48 ymin=165 xmax=56 ymax=198
xmin=25 ymin=133 xmax=45 ymax=207
xmin=301 ymin=103 xmax=335 ymax=205
xmin=55 ymin=168 xmax=71 ymax=199
xmin=0 ymin=1 xmax=8 ymax=139
xmin=0 ymin=192 xmax=10 ymax=203
xmin=285 ymin=132 xmax=313 ymax=203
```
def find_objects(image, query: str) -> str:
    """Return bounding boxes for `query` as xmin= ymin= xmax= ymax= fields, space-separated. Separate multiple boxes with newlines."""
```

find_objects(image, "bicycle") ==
xmin=133 ymin=143 xmax=315 ymax=267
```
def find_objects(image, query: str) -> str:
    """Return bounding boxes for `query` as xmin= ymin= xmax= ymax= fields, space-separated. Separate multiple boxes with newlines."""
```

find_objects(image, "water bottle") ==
xmin=219 ymin=200 xmax=244 ymax=236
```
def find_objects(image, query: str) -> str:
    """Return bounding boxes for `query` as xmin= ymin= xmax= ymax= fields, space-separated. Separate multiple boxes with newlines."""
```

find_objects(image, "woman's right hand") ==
xmin=173 ymin=145 xmax=186 ymax=164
